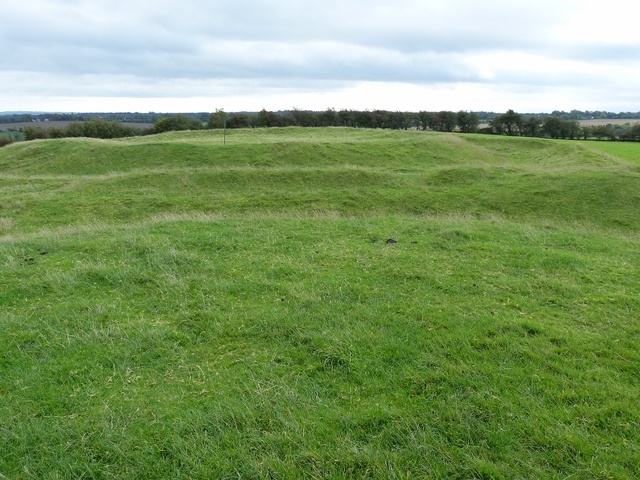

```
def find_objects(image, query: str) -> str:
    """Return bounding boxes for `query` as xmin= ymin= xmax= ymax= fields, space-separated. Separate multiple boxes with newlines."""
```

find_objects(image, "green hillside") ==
xmin=1 ymin=128 xmax=639 ymax=478
xmin=1 ymin=128 xmax=639 ymax=238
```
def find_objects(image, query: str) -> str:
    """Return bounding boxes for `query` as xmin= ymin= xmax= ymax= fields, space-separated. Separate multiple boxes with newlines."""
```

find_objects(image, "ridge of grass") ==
xmin=1 ymin=128 xmax=639 ymax=478
xmin=1 ymin=129 xmax=639 ymax=237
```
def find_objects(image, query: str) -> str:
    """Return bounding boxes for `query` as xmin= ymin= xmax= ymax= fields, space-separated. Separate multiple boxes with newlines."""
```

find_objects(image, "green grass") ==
xmin=1 ymin=128 xmax=639 ymax=478
xmin=1 ymin=130 xmax=639 ymax=236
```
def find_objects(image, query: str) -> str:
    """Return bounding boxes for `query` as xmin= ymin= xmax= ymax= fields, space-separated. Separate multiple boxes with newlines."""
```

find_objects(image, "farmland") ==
xmin=579 ymin=118 xmax=640 ymax=127
xmin=0 ymin=121 xmax=154 ymax=131
xmin=1 ymin=128 xmax=639 ymax=478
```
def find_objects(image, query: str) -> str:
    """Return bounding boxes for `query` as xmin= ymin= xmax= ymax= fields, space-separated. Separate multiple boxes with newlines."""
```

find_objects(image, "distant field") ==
xmin=478 ymin=118 xmax=640 ymax=129
xmin=579 ymin=118 xmax=640 ymax=126
xmin=1 ymin=128 xmax=638 ymax=478
xmin=0 ymin=121 xmax=153 ymax=131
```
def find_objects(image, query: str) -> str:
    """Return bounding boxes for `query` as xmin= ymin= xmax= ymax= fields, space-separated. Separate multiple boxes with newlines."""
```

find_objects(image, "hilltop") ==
xmin=1 ymin=128 xmax=639 ymax=236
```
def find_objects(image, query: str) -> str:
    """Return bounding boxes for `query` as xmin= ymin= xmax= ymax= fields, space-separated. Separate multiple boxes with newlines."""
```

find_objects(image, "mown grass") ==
xmin=1 ymin=128 xmax=639 ymax=478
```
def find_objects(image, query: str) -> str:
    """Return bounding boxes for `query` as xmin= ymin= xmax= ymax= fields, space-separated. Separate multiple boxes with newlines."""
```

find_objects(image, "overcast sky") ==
xmin=2 ymin=0 xmax=639 ymax=113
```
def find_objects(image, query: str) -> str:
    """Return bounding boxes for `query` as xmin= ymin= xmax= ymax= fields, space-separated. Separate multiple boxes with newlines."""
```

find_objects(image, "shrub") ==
xmin=23 ymin=126 xmax=49 ymax=140
xmin=154 ymin=115 xmax=203 ymax=133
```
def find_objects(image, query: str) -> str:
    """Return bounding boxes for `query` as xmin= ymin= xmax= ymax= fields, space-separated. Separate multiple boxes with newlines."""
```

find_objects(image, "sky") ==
xmin=1 ymin=0 xmax=639 ymax=114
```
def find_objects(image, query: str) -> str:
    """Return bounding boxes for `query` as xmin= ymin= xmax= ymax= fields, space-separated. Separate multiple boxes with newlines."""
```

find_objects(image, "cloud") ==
xmin=1 ymin=0 xmax=639 ymax=112
xmin=0 ymin=0 xmax=582 ymax=75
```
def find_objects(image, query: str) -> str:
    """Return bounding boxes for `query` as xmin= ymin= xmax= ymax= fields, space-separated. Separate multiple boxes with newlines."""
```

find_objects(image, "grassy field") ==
xmin=1 ymin=128 xmax=639 ymax=478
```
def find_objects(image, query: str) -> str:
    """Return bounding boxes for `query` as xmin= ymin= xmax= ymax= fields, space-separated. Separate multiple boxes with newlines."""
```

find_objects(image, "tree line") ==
xmin=0 ymin=112 xmax=206 ymax=125
xmin=212 ymin=108 xmax=640 ymax=141
xmin=3 ymin=109 xmax=639 ymax=147
xmin=485 ymin=109 xmax=640 ymax=141
xmin=3 ymin=109 xmax=640 ymax=125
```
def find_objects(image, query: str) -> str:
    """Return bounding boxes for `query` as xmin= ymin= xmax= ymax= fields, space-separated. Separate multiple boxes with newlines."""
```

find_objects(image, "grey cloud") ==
xmin=2 ymin=0 xmax=640 ymax=111
xmin=563 ymin=44 xmax=640 ymax=63
xmin=2 ymin=30 xmax=489 ymax=85
xmin=3 ymin=0 xmax=584 ymax=78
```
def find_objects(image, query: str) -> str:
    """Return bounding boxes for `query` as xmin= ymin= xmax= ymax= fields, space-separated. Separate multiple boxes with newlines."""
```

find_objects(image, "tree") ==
xmin=227 ymin=113 xmax=250 ymax=129
xmin=495 ymin=109 xmax=524 ymax=136
xmin=438 ymin=111 xmax=457 ymax=132
xmin=65 ymin=122 xmax=86 ymax=137
xmin=456 ymin=111 xmax=480 ymax=133
xmin=421 ymin=111 xmax=457 ymax=132
xmin=338 ymin=109 xmax=355 ymax=127
xmin=318 ymin=108 xmax=338 ymax=127
xmin=354 ymin=110 xmax=374 ymax=128
xmin=254 ymin=109 xmax=282 ymax=128
xmin=418 ymin=111 xmax=433 ymax=130
xmin=521 ymin=116 xmax=542 ymax=137
xmin=291 ymin=109 xmax=319 ymax=127
xmin=563 ymin=120 xmax=582 ymax=140
xmin=23 ymin=126 xmax=48 ymax=140
xmin=370 ymin=110 xmax=388 ymax=129
xmin=64 ymin=119 xmax=137 ymax=139
xmin=48 ymin=127 xmax=66 ymax=139
xmin=620 ymin=123 xmax=640 ymax=141
xmin=591 ymin=124 xmax=617 ymax=141
xmin=154 ymin=115 xmax=203 ymax=133
xmin=403 ymin=112 xmax=417 ymax=130
xmin=542 ymin=117 xmax=564 ymax=139
xmin=207 ymin=109 xmax=229 ymax=129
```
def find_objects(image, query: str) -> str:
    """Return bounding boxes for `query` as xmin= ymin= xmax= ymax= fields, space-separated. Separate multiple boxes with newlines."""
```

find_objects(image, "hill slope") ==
xmin=1 ymin=129 xmax=639 ymax=478
xmin=1 ymin=128 xmax=639 ymax=239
